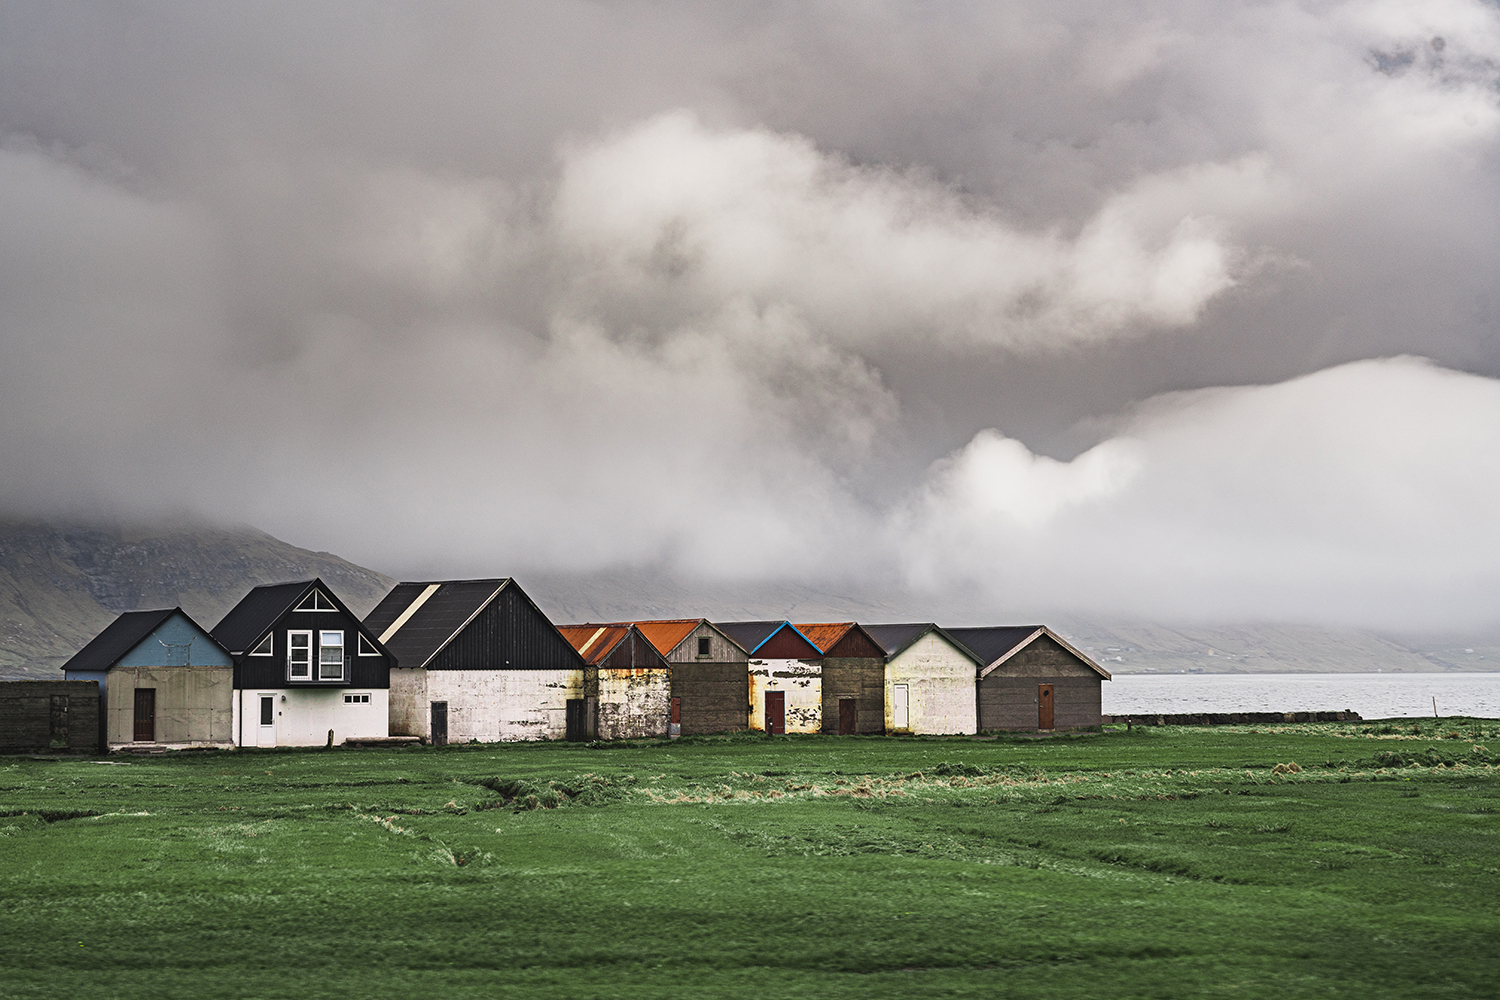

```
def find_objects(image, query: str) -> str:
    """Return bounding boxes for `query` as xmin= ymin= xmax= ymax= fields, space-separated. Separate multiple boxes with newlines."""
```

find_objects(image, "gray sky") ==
xmin=3 ymin=1 xmax=1499 ymax=631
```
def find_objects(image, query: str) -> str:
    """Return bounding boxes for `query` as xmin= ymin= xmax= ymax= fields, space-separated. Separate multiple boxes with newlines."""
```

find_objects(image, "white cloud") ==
xmin=898 ymin=357 xmax=1500 ymax=629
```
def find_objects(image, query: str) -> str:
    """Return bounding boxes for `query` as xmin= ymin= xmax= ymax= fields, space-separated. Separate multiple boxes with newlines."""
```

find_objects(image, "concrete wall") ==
xmin=749 ymin=658 xmax=821 ymax=733
xmin=597 ymin=668 xmax=671 ymax=740
xmin=233 ymin=687 xmax=389 ymax=747
xmin=0 ymin=681 xmax=100 ymax=753
xmin=418 ymin=669 xmax=582 ymax=742
xmin=820 ymin=656 xmax=885 ymax=733
xmin=885 ymin=633 xmax=976 ymax=735
xmin=106 ymin=665 xmax=233 ymax=746
xmin=977 ymin=636 xmax=1102 ymax=731
xmin=388 ymin=667 xmax=429 ymax=738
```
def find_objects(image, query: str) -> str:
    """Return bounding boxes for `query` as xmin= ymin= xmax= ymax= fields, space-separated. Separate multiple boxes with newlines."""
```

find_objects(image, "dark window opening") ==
xmin=697 ymin=636 xmax=712 ymax=657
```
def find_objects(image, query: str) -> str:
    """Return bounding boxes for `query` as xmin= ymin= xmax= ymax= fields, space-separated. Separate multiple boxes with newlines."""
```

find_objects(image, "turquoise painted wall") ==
xmin=115 ymin=612 xmax=233 ymax=668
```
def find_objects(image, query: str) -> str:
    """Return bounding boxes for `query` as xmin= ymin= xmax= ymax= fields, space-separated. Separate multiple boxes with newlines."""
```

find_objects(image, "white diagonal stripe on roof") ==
xmin=379 ymin=583 xmax=441 ymax=644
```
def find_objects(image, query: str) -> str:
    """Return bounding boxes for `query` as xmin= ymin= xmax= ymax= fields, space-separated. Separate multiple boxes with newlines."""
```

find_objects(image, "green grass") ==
xmin=2 ymin=723 xmax=1499 ymax=999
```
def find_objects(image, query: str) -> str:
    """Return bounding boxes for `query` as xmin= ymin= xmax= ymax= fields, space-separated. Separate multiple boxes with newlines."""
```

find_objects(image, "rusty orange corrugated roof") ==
xmin=609 ymin=619 xmax=703 ymax=657
xmin=793 ymin=623 xmax=856 ymax=655
xmin=556 ymin=624 xmax=632 ymax=665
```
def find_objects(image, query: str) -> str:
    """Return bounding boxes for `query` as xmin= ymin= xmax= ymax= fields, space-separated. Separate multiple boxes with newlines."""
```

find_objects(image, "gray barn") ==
xmin=947 ymin=626 xmax=1111 ymax=731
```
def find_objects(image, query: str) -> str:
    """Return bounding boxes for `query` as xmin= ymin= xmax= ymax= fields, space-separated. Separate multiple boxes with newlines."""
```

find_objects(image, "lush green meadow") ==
xmin=2 ymin=721 xmax=1499 ymax=999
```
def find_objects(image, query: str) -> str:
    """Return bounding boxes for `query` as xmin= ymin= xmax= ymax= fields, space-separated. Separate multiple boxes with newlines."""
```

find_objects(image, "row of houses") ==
xmin=48 ymin=576 xmax=1110 ymax=750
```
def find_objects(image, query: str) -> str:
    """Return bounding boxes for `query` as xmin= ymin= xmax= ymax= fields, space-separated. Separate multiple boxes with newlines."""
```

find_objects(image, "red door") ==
xmin=1038 ymin=684 xmax=1054 ymax=730
xmin=838 ymin=698 xmax=856 ymax=735
xmin=765 ymin=691 xmax=785 ymax=735
xmin=133 ymin=688 xmax=156 ymax=742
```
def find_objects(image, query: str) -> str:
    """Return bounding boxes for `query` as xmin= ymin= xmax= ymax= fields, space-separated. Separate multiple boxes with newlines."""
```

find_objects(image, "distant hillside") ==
xmin=0 ymin=520 xmax=394 ymax=679
xmin=523 ymin=569 xmax=1491 ymax=675
xmin=4 ymin=521 xmax=1490 ymax=680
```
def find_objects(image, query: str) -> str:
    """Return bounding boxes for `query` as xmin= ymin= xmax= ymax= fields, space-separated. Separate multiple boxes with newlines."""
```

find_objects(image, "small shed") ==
xmin=863 ymin=623 xmax=983 ymax=735
xmin=621 ymin=619 xmax=749 ymax=735
xmin=213 ymin=580 xmax=393 ymax=747
xmin=0 ymin=681 xmax=101 ymax=753
xmin=363 ymin=578 xmax=584 ymax=743
xmin=794 ymin=622 xmax=886 ymax=734
xmin=557 ymin=624 xmax=671 ymax=740
xmin=63 ymin=608 xmax=234 ymax=748
xmin=714 ymin=621 xmax=822 ymax=734
xmin=947 ymin=626 xmax=1111 ymax=731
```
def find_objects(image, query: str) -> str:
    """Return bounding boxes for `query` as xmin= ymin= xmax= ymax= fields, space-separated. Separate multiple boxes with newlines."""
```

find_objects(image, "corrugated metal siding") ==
xmin=756 ymin=627 xmax=821 ymax=660
xmin=427 ymin=586 xmax=583 ymax=671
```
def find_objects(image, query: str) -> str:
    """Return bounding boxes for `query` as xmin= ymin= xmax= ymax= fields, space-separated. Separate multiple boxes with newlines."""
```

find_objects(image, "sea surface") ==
xmin=1103 ymin=672 xmax=1500 ymax=719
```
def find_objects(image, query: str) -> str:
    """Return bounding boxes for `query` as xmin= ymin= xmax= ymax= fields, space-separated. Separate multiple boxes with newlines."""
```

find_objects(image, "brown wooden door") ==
xmin=133 ymin=688 xmax=156 ymax=742
xmin=765 ymin=691 xmax=785 ymax=735
xmin=670 ymin=698 xmax=681 ymax=724
xmin=838 ymin=698 xmax=856 ymax=735
xmin=1038 ymin=684 xmax=1054 ymax=730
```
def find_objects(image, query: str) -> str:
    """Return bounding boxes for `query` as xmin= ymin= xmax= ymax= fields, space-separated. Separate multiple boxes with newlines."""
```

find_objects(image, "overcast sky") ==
xmin=3 ymin=1 xmax=1499 ymax=631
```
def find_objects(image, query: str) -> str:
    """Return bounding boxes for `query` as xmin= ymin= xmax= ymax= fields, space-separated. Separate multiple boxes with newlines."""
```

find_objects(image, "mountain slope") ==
xmin=0 ymin=521 xmax=394 ymax=679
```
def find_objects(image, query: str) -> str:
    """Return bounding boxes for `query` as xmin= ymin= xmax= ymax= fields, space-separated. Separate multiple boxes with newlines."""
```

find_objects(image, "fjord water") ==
xmin=1104 ymin=672 xmax=1500 ymax=718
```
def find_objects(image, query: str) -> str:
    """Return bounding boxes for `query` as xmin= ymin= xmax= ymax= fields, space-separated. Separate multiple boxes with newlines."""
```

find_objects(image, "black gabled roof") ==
xmin=211 ymin=581 xmax=313 ymax=653
xmin=946 ymin=625 xmax=1111 ymax=680
xmin=945 ymin=626 xmax=1044 ymax=667
xmin=862 ymin=623 xmax=984 ymax=665
xmin=363 ymin=578 xmax=512 ymax=669
xmin=62 ymin=608 xmax=178 ymax=673
xmin=209 ymin=579 xmax=390 ymax=663
xmin=712 ymin=621 xmax=790 ymax=655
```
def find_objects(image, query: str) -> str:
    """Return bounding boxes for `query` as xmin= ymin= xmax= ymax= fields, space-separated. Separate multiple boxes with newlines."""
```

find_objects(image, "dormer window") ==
xmin=319 ymin=631 xmax=345 ymax=680
xmin=295 ymin=590 xmax=337 ymax=612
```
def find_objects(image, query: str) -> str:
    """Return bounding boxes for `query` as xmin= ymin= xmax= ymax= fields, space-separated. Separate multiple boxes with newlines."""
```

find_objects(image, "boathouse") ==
xmin=714 ymin=621 xmax=822 ymax=734
xmin=947 ymin=626 xmax=1110 ymax=731
xmin=63 ymin=608 xmax=234 ymax=748
xmin=794 ymin=622 xmax=886 ymax=734
xmin=363 ymin=578 xmax=584 ymax=743
xmin=557 ymin=624 xmax=672 ymax=740
xmin=617 ymin=619 xmax=749 ymax=735
xmin=862 ymin=623 xmax=983 ymax=735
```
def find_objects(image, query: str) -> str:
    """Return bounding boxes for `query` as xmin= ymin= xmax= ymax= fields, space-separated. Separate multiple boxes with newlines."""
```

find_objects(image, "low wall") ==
xmin=0 ymin=681 xmax=101 ymax=753
xmin=1104 ymin=711 xmax=1363 ymax=726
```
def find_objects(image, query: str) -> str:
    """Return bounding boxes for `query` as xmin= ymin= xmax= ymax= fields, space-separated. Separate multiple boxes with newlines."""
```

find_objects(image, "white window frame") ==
xmin=344 ymin=693 xmax=370 ymax=705
xmin=249 ymin=634 xmax=273 ymax=657
xmin=287 ymin=630 xmax=312 ymax=680
xmin=319 ymin=630 xmax=345 ymax=681
xmin=357 ymin=633 xmax=381 ymax=656
xmin=295 ymin=590 xmax=336 ymax=612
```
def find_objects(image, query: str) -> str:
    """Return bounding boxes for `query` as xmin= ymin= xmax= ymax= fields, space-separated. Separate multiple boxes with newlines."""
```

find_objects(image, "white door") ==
xmin=256 ymin=694 xmax=277 ymax=747
xmin=893 ymin=684 xmax=909 ymax=730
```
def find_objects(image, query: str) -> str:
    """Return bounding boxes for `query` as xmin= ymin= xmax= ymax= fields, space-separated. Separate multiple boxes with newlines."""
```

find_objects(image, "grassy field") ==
xmin=2 ymin=721 xmax=1499 ymax=999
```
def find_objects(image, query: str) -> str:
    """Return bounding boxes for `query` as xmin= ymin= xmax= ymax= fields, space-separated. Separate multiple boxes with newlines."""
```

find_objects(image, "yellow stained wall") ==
xmin=106 ymin=665 xmax=234 ymax=745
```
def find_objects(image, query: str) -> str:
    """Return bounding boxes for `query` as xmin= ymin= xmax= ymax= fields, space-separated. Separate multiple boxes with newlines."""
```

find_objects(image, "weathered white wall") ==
xmin=597 ymin=668 xmax=671 ymax=740
xmin=107 ymin=665 xmax=234 ymax=746
xmin=427 ymin=669 xmax=582 ymax=742
xmin=885 ymin=633 xmax=976 ymax=735
xmin=234 ymin=688 xmax=389 ymax=746
xmin=748 ymin=658 xmax=822 ymax=733
xmin=388 ymin=668 xmax=429 ymax=737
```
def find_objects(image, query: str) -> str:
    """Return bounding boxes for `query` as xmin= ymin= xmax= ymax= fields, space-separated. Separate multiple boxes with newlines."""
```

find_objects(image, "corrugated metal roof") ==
xmin=362 ymin=579 xmax=509 ymax=669
xmin=792 ymin=623 xmax=856 ymax=654
xmin=62 ymin=608 xmax=178 ymax=673
xmin=211 ymin=581 xmax=313 ymax=653
xmin=945 ymin=626 xmax=1044 ymax=667
xmin=947 ymin=625 xmax=1111 ymax=679
xmin=556 ymin=624 xmax=633 ymax=665
xmin=713 ymin=621 xmax=786 ymax=654
xmin=612 ymin=619 xmax=703 ymax=658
